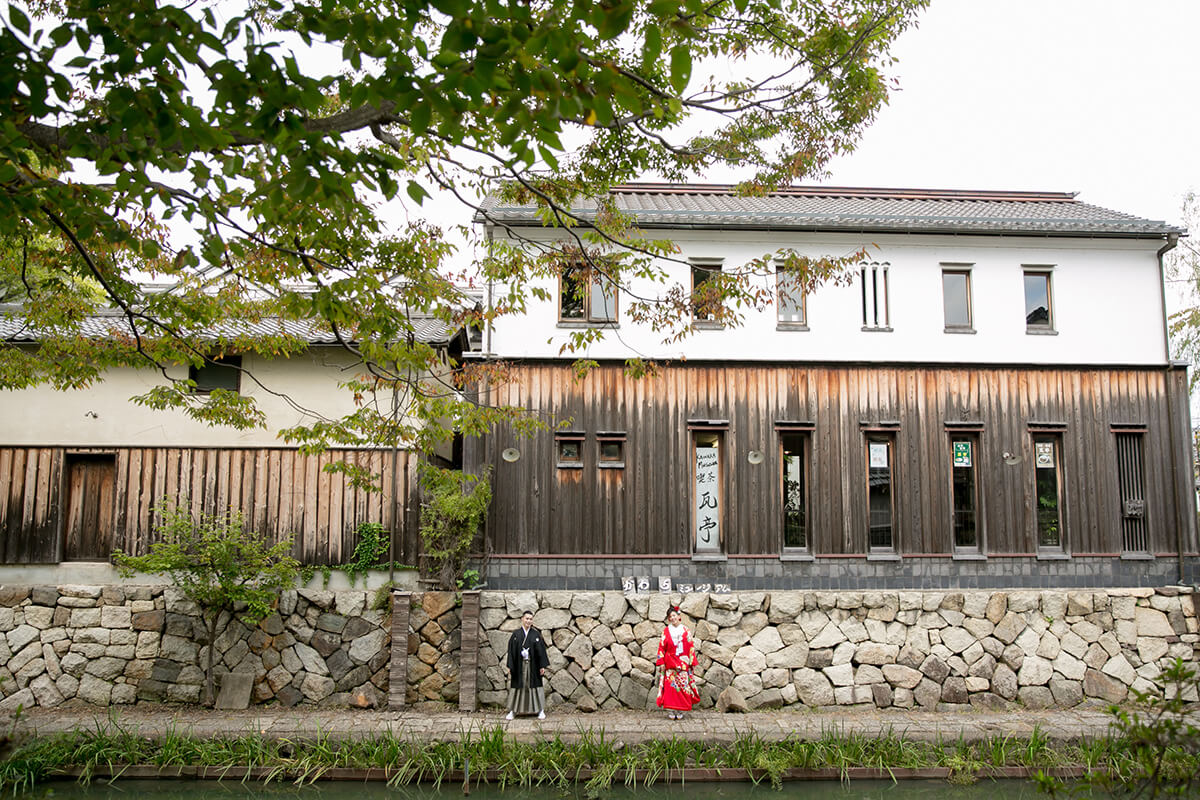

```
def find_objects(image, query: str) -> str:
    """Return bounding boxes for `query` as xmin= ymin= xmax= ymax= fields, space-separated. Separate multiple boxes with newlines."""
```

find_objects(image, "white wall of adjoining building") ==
xmin=0 ymin=346 xmax=403 ymax=447
xmin=485 ymin=229 xmax=1168 ymax=365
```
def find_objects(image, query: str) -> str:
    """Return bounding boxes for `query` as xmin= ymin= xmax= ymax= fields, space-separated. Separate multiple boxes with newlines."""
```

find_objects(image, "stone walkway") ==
xmin=9 ymin=705 xmax=1120 ymax=745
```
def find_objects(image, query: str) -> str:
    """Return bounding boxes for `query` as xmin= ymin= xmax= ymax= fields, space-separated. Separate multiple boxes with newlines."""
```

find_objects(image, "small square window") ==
xmin=190 ymin=355 xmax=241 ymax=394
xmin=557 ymin=440 xmax=582 ymax=465
xmin=598 ymin=433 xmax=627 ymax=469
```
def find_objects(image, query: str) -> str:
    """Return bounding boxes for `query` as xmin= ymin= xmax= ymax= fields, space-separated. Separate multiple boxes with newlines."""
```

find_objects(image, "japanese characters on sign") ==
xmin=953 ymin=440 xmax=972 ymax=468
xmin=1036 ymin=441 xmax=1055 ymax=469
xmin=695 ymin=445 xmax=720 ymax=550
xmin=868 ymin=442 xmax=889 ymax=469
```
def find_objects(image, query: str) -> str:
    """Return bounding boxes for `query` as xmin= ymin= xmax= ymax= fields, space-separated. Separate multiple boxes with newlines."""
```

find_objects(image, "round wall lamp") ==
xmin=501 ymin=447 xmax=521 ymax=463
xmin=747 ymin=450 xmax=765 ymax=465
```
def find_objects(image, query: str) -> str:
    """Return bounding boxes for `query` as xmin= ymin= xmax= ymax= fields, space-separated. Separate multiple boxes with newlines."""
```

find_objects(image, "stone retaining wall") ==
xmin=0 ymin=585 xmax=391 ymax=709
xmin=476 ymin=589 xmax=1200 ymax=711
xmin=1 ymin=585 xmax=1195 ymax=712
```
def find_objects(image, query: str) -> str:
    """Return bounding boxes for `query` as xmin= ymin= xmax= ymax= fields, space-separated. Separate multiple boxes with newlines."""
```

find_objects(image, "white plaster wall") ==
xmin=0 ymin=346 xmax=392 ymax=447
xmin=484 ymin=229 xmax=1168 ymax=366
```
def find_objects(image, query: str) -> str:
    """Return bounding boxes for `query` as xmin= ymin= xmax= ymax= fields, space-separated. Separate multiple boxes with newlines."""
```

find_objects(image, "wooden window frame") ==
xmin=1023 ymin=267 xmax=1055 ymax=334
xmin=1113 ymin=427 xmax=1150 ymax=557
xmin=780 ymin=429 xmax=811 ymax=554
xmin=558 ymin=264 xmax=618 ymax=325
xmin=1031 ymin=430 xmax=1066 ymax=556
xmin=941 ymin=265 xmax=974 ymax=332
xmin=555 ymin=432 xmax=585 ymax=470
xmin=597 ymin=431 xmax=627 ymax=470
xmin=947 ymin=431 xmax=984 ymax=556
xmin=189 ymin=354 xmax=242 ymax=394
xmin=863 ymin=430 xmax=897 ymax=556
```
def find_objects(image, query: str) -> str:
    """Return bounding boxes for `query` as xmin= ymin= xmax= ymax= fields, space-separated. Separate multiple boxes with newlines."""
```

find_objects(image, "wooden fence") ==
xmin=0 ymin=447 xmax=420 ymax=565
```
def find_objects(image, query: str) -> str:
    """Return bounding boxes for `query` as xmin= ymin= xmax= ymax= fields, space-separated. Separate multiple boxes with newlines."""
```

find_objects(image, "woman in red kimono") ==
xmin=655 ymin=606 xmax=700 ymax=719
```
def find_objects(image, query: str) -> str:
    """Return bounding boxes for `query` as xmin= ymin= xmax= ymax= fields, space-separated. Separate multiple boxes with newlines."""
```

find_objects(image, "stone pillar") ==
xmin=458 ymin=590 xmax=480 ymax=712
xmin=387 ymin=591 xmax=411 ymax=710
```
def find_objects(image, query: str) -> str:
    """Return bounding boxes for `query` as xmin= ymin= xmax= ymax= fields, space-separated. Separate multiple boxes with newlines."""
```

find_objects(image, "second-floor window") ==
xmin=690 ymin=258 xmax=724 ymax=324
xmin=860 ymin=262 xmax=890 ymax=330
xmin=942 ymin=267 xmax=973 ymax=331
xmin=777 ymin=268 xmax=806 ymax=327
xmin=560 ymin=264 xmax=617 ymax=323
xmin=1024 ymin=268 xmax=1053 ymax=332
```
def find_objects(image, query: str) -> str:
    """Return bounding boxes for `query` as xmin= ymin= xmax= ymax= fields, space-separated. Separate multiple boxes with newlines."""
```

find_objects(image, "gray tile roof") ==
xmin=477 ymin=184 xmax=1182 ymax=237
xmin=0 ymin=306 xmax=457 ymax=345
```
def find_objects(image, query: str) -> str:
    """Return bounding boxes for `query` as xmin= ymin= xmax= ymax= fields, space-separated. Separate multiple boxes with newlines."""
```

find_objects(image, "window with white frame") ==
xmin=942 ymin=267 xmax=973 ymax=331
xmin=860 ymin=262 xmax=890 ymax=330
xmin=690 ymin=258 xmax=723 ymax=324
xmin=1023 ymin=268 xmax=1054 ymax=332
xmin=776 ymin=267 xmax=806 ymax=327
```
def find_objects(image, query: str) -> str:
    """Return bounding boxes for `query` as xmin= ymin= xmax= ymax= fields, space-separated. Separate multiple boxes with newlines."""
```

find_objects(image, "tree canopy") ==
xmin=2 ymin=0 xmax=927 ymax=451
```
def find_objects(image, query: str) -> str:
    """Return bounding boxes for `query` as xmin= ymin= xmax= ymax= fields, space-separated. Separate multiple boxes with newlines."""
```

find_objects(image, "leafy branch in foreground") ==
xmin=418 ymin=465 xmax=491 ymax=591
xmin=1036 ymin=657 xmax=1200 ymax=799
xmin=113 ymin=501 xmax=300 ymax=706
xmin=2 ymin=0 xmax=928 ymax=453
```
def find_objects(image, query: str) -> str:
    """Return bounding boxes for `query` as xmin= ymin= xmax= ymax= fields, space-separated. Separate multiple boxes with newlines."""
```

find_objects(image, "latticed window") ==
xmin=860 ymin=262 xmax=890 ymax=330
xmin=1115 ymin=431 xmax=1147 ymax=553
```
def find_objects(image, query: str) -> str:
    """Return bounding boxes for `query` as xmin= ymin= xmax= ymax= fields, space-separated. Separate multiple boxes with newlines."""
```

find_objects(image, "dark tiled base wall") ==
xmin=480 ymin=557 xmax=1200 ymax=590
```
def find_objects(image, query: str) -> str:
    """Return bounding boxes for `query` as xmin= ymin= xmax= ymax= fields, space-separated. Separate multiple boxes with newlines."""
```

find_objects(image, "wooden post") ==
xmin=388 ymin=591 xmax=412 ymax=710
xmin=458 ymin=590 xmax=481 ymax=713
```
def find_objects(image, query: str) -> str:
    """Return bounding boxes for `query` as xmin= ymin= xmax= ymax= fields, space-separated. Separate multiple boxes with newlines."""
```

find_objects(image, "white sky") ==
xmin=818 ymin=0 xmax=1200 ymax=227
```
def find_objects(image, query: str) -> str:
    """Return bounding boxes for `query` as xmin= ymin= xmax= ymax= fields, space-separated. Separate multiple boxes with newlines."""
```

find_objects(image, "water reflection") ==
xmin=23 ymin=778 xmax=1061 ymax=800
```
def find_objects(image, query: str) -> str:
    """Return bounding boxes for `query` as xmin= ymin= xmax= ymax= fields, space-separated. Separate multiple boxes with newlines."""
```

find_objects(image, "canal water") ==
xmin=20 ymin=778 xmax=1074 ymax=800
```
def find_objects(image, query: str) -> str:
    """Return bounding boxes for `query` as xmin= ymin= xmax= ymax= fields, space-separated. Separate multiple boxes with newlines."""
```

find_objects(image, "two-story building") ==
xmin=0 ymin=308 xmax=469 ymax=576
xmin=467 ymin=184 xmax=1196 ymax=590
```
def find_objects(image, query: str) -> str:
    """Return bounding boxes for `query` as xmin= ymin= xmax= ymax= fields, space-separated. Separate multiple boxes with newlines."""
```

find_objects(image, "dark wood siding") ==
xmin=472 ymin=363 xmax=1197 ymax=558
xmin=0 ymin=447 xmax=421 ymax=565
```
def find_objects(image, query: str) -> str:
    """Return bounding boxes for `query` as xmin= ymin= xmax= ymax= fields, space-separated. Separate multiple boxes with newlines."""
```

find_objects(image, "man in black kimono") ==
xmin=505 ymin=610 xmax=549 ymax=719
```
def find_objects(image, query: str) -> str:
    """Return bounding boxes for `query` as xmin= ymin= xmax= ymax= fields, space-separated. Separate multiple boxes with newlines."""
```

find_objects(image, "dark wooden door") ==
xmin=64 ymin=454 xmax=116 ymax=561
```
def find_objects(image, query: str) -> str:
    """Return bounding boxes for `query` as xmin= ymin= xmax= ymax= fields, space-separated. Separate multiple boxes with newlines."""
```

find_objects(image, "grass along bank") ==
xmin=0 ymin=726 xmax=1196 ymax=794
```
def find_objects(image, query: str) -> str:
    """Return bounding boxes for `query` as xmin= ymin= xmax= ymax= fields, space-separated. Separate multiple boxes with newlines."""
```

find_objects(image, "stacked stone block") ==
xmin=476 ymin=588 xmax=1199 ymax=711
xmin=0 ymin=585 xmax=390 ymax=709
xmin=405 ymin=592 xmax=462 ymax=706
